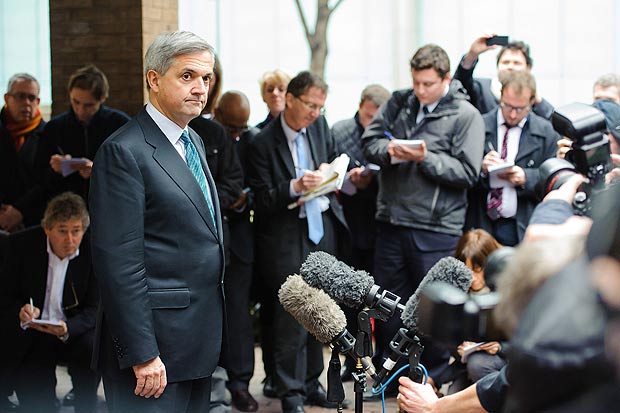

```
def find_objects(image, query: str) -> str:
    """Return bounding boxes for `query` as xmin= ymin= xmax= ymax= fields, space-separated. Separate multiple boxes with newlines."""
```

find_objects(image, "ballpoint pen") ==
xmin=29 ymin=297 xmax=34 ymax=318
xmin=383 ymin=131 xmax=395 ymax=139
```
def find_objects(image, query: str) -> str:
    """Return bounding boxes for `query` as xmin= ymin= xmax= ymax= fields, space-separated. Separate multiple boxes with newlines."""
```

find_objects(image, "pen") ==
xmin=383 ymin=131 xmax=395 ymax=139
xmin=56 ymin=145 xmax=65 ymax=155
xmin=29 ymin=297 xmax=34 ymax=316
xmin=487 ymin=141 xmax=495 ymax=153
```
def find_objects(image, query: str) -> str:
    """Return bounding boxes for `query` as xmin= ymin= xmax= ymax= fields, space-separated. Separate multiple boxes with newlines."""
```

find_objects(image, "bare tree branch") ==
xmin=294 ymin=0 xmax=313 ymax=40
xmin=330 ymin=0 xmax=345 ymax=13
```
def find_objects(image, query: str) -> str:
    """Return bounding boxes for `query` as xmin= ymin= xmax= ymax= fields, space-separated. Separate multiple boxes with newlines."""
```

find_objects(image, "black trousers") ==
xmin=372 ymin=223 xmax=458 ymax=386
xmin=223 ymin=254 xmax=255 ymax=391
xmin=273 ymin=212 xmax=339 ymax=411
xmin=14 ymin=329 xmax=99 ymax=413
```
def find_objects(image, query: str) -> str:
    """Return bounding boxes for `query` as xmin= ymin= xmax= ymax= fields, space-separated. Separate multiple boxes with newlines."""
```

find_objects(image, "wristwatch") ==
xmin=58 ymin=332 xmax=69 ymax=342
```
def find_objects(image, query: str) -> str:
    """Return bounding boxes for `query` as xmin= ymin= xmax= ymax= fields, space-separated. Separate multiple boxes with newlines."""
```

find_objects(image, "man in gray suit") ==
xmin=89 ymin=31 xmax=225 ymax=413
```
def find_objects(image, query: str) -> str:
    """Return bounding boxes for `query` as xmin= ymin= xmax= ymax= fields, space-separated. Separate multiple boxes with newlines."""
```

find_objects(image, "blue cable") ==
xmin=370 ymin=363 xmax=429 ymax=413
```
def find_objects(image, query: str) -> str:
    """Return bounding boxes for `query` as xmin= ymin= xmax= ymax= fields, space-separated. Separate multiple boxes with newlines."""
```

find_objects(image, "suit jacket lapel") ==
xmin=515 ymin=118 xmax=541 ymax=163
xmin=137 ymin=110 xmax=218 ymax=238
xmin=273 ymin=119 xmax=296 ymax=179
xmin=306 ymin=125 xmax=321 ymax=168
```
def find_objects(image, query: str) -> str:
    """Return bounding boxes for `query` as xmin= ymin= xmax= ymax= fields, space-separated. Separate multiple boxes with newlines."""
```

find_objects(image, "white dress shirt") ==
xmin=490 ymin=110 xmax=528 ymax=218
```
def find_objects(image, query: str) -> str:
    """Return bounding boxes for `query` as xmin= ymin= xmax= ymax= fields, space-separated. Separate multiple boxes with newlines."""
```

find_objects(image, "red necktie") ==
xmin=487 ymin=125 xmax=511 ymax=220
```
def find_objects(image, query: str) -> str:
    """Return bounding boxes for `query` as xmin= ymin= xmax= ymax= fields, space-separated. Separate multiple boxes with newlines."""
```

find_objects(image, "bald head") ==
xmin=215 ymin=91 xmax=251 ymax=138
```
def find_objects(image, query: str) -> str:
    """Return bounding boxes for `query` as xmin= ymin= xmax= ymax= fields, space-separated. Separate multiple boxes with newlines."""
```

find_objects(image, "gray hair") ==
xmin=144 ymin=31 xmax=216 ymax=89
xmin=360 ymin=84 xmax=390 ymax=108
xmin=7 ymin=73 xmax=40 ymax=94
xmin=594 ymin=73 xmax=620 ymax=89
xmin=42 ymin=192 xmax=90 ymax=230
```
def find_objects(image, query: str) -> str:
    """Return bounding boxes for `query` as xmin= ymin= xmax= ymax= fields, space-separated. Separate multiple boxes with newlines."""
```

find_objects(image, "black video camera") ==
xmin=415 ymin=283 xmax=503 ymax=349
xmin=538 ymin=103 xmax=612 ymax=215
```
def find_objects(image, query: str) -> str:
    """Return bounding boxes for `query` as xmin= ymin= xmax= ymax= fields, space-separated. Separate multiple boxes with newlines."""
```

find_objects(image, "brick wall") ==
xmin=49 ymin=0 xmax=178 ymax=117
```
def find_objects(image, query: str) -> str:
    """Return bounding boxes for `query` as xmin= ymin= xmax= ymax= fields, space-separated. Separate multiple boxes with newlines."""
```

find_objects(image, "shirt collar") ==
xmin=46 ymin=237 xmax=79 ymax=262
xmin=497 ymin=109 xmax=528 ymax=129
xmin=280 ymin=112 xmax=306 ymax=144
xmin=146 ymin=102 xmax=187 ymax=146
xmin=422 ymin=84 xmax=450 ymax=114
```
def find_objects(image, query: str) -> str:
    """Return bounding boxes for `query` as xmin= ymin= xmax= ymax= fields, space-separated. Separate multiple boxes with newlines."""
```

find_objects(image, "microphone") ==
xmin=278 ymin=274 xmax=377 ymax=379
xmin=373 ymin=257 xmax=473 ymax=387
xmin=300 ymin=251 xmax=405 ymax=319
xmin=401 ymin=256 xmax=473 ymax=331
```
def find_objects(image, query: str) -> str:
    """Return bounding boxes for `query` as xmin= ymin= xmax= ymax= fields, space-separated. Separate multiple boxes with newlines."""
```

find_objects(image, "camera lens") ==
xmin=538 ymin=158 xmax=577 ymax=198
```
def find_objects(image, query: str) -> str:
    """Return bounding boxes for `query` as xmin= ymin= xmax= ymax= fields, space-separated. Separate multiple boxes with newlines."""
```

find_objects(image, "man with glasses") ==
xmin=362 ymin=44 xmax=484 ymax=394
xmin=0 ymin=73 xmax=47 ymax=234
xmin=453 ymin=36 xmax=554 ymax=119
xmin=466 ymin=71 xmax=558 ymax=246
xmin=0 ymin=192 xmax=99 ymax=413
xmin=247 ymin=71 xmax=349 ymax=413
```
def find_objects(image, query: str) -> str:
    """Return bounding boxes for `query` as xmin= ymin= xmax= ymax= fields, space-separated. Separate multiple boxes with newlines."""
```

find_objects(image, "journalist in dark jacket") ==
xmin=361 ymin=44 xmax=484 ymax=387
xmin=362 ymin=81 xmax=485 ymax=236
xmin=0 ymin=193 xmax=98 ymax=413
xmin=41 ymin=104 xmax=129 ymax=201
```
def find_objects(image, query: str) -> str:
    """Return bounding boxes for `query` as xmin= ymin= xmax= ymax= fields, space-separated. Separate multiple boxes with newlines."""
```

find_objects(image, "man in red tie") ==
xmin=467 ymin=70 xmax=559 ymax=246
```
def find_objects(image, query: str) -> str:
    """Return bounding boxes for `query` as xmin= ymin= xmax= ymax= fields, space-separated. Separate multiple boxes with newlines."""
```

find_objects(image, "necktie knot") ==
xmin=180 ymin=130 xmax=190 ymax=145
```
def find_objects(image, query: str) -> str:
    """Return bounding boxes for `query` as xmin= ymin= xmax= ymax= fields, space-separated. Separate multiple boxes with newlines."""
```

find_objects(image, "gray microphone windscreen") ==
xmin=300 ymin=251 xmax=375 ymax=308
xmin=278 ymin=274 xmax=347 ymax=344
xmin=401 ymin=256 xmax=473 ymax=330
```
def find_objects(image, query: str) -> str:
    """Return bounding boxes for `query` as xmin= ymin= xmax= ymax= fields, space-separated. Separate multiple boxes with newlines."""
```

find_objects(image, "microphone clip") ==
xmin=364 ymin=285 xmax=405 ymax=322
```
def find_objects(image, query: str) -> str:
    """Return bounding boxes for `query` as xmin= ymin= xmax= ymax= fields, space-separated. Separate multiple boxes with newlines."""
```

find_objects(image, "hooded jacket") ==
xmin=362 ymin=80 xmax=485 ymax=235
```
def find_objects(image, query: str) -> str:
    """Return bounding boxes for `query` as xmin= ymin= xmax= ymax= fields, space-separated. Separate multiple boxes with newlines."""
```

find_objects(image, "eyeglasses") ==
xmin=8 ymin=92 xmax=38 ymax=102
xmin=500 ymin=101 xmax=530 ymax=114
xmin=294 ymin=96 xmax=325 ymax=115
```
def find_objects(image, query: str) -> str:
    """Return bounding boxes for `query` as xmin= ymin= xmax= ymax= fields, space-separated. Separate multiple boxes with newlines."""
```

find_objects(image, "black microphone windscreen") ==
xmin=300 ymin=251 xmax=375 ymax=308
xmin=401 ymin=256 xmax=473 ymax=330
xmin=278 ymin=274 xmax=347 ymax=344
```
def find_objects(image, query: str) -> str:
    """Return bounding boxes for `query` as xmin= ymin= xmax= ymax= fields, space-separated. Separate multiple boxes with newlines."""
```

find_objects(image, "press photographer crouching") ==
xmin=398 ymin=104 xmax=620 ymax=412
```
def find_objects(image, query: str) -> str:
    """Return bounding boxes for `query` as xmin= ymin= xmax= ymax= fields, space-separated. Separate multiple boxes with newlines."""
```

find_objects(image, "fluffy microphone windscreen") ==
xmin=300 ymin=251 xmax=375 ymax=308
xmin=401 ymin=256 xmax=473 ymax=330
xmin=278 ymin=274 xmax=347 ymax=344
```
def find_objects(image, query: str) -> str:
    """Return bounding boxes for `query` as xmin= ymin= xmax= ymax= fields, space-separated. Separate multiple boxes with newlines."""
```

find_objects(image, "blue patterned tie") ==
xmin=180 ymin=130 xmax=217 ymax=229
xmin=295 ymin=133 xmax=324 ymax=244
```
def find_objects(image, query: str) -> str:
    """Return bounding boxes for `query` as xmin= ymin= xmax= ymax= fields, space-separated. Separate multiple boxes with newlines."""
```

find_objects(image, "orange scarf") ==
xmin=3 ymin=104 xmax=42 ymax=151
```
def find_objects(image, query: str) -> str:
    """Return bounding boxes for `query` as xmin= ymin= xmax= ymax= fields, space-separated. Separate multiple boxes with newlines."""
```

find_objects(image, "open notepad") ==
xmin=460 ymin=342 xmax=486 ymax=363
xmin=20 ymin=318 xmax=63 ymax=329
xmin=287 ymin=153 xmax=350 ymax=209
xmin=390 ymin=139 xmax=424 ymax=164
xmin=61 ymin=158 xmax=89 ymax=177
xmin=488 ymin=162 xmax=515 ymax=188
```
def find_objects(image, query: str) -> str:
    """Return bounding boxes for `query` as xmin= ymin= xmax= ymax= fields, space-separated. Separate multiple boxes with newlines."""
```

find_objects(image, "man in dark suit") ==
xmin=0 ymin=192 xmax=98 ymax=413
xmin=89 ymin=31 xmax=225 ymax=413
xmin=213 ymin=91 xmax=260 ymax=412
xmin=466 ymin=71 xmax=558 ymax=246
xmin=453 ymin=36 xmax=554 ymax=120
xmin=247 ymin=71 xmax=349 ymax=413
